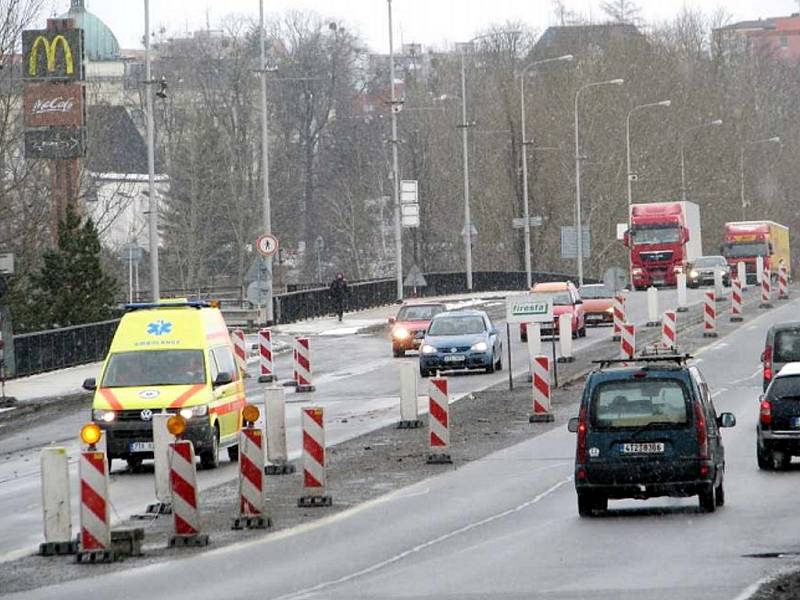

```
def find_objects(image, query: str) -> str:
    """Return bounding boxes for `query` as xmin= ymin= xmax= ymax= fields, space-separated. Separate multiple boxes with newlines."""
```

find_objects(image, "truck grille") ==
xmin=640 ymin=251 xmax=674 ymax=263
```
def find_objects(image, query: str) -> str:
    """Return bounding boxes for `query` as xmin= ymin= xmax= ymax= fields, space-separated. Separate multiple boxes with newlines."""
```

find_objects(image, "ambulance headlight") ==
xmin=179 ymin=405 xmax=208 ymax=420
xmin=92 ymin=409 xmax=116 ymax=423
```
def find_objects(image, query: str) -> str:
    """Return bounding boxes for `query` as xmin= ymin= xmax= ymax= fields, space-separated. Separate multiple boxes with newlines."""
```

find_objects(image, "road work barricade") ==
xmin=529 ymin=355 xmax=553 ymax=423
xmin=233 ymin=405 xmax=271 ymax=529
xmin=76 ymin=424 xmax=114 ymax=563
xmin=613 ymin=294 xmax=626 ymax=340
xmin=779 ymin=264 xmax=789 ymax=300
xmin=299 ymin=407 xmax=332 ymax=506
xmin=167 ymin=418 xmax=209 ymax=547
xmin=526 ymin=323 xmax=541 ymax=382
xmin=677 ymin=273 xmax=688 ymax=312
xmin=620 ymin=324 xmax=635 ymax=360
xmin=661 ymin=311 xmax=677 ymax=351
xmin=264 ymin=386 xmax=295 ymax=475
xmin=703 ymin=291 xmax=717 ymax=337
xmin=714 ymin=270 xmax=725 ymax=302
xmin=427 ymin=377 xmax=452 ymax=464
xmin=39 ymin=447 xmax=77 ymax=556
xmin=398 ymin=362 xmax=422 ymax=429
xmin=731 ymin=279 xmax=744 ymax=322
xmin=737 ymin=261 xmax=748 ymax=291
xmin=131 ymin=413 xmax=172 ymax=520
xmin=646 ymin=287 xmax=660 ymax=327
xmin=258 ymin=328 xmax=277 ymax=383
xmin=294 ymin=337 xmax=315 ymax=393
xmin=557 ymin=314 xmax=574 ymax=363
xmin=761 ymin=269 xmax=773 ymax=309
xmin=232 ymin=328 xmax=247 ymax=375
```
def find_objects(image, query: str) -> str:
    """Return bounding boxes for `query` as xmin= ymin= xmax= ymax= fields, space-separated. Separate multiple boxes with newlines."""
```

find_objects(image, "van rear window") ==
xmin=774 ymin=329 xmax=800 ymax=363
xmin=591 ymin=379 xmax=689 ymax=429
xmin=102 ymin=350 xmax=206 ymax=387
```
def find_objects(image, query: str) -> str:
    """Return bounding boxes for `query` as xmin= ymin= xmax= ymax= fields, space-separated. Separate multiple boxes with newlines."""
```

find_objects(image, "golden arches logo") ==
xmin=28 ymin=35 xmax=74 ymax=76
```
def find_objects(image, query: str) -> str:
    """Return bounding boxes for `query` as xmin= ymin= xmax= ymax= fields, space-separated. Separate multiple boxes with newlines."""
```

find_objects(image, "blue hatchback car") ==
xmin=419 ymin=310 xmax=502 ymax=377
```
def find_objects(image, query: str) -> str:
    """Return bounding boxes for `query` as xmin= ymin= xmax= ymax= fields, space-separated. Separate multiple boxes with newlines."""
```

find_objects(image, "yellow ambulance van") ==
xmin=83 ymin=300 xmax=245 ymax=470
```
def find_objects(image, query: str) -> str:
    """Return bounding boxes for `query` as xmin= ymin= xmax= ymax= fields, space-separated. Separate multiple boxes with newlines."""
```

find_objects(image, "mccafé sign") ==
xmin=22 ymin=29 xmax=83 ymax=81
xmin=23 ymin=83 xmax=84 ymax=128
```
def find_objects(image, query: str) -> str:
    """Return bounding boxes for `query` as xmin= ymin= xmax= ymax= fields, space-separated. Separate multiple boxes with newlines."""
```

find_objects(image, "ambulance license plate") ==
xmin=129 ymin=442 xmax=154 ymax=453
xmin=621 ymin=442 xmax=664 ymax=454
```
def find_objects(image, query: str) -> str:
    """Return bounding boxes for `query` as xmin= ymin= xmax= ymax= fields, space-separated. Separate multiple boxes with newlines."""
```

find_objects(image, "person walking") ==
xmin=329 ymin=272 xmax=349 ymax=322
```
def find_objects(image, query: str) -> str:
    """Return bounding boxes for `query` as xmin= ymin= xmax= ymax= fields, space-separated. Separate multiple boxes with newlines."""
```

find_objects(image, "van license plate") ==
xmin=621 ymin=442 xmax=664 ymax=454
xmin=129 ymin=442 xmax=154 ymax=453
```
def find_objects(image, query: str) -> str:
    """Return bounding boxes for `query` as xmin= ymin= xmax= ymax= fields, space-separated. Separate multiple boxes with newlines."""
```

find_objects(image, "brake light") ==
xmin=694 ymin=402 xmax=709 ymax=460
xmin=576 ymin=405 xmax=588 ymax=463
xmin=764 ymin=345 xmax=773 ymax=382
xmin=760 ymin=399 xmax=772 ymax=428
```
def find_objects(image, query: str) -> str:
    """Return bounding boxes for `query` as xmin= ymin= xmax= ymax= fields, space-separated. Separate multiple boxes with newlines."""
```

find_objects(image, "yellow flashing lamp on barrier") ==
xmin=209 ymin=299 xmax=221 ymax=309
xmin=167 ymin=414 xmax=187 ymax=437
xmin=242 ymin=404 xmax=260 ymax=425
xmin=80 ymin=423 xmax=102 ymax=447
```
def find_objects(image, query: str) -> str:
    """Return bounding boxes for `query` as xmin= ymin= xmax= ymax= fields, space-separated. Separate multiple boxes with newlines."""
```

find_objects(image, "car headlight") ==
xmin=471 ymin=341 xmax=488 ymax=352
xmin=690 ymin=270 xmax=699 ymax=278
xmin=632 ymin=268 xmax=643 ymax=276
xmin=93 ymin=409 xmax=116 ymax=423
xmin=605 ymin=307 xmax=614 ymax=313
xmin=392 ymin=326 xmax=410 ymax=339
xmin=179 ymin=405 xmax=208 ymax=420
xmin=421 ymin=344 xmax=437 ymax=355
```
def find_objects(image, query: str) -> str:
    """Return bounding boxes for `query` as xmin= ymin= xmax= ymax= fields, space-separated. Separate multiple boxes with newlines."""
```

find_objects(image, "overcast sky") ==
xmin=46 ymin=0 xmax=800 ymax=52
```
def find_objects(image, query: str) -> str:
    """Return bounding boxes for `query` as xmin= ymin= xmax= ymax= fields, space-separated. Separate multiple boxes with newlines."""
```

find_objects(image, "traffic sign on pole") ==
xmin=255 ymin=234 xmax=279 ymax=257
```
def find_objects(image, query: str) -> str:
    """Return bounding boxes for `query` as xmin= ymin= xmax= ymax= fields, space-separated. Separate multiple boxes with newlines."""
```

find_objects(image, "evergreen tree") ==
xmin=28 ymin=206 xmax=119 ymax=328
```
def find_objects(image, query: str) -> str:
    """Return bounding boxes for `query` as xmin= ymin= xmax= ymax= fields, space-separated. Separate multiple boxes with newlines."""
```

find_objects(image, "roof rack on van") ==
xmin=124 ymin=300 xmax=210 ymax=311
xmin=592 ymin=354 xmax=693 ymax=369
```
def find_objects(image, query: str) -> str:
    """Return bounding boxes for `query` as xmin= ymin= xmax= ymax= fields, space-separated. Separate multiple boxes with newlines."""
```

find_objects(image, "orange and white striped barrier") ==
xmin=77 ymin=449 xmax=113 ymax=562
xmin=298 ymin=407 xmax=331 ymax=506
xmin=730 ymin=278 xmax=743 ymax=322
xmin=703 ymin=291 xmax=717 ymax=337
xmin=620 ymin=323 xmax=635 ymax=360
xmin=233 ymin=426 xmax=270 ymax=529
xmin=232 ymin=328 xmax=247 ymax=375
xmin=779 ymin=264 xmax=789 ymax=300
xmin=257 ymin=328 xmax=277 ymax=383
xmin=529 ymin=355 xmax=553 ymax=423
xmin=761 ymin=268 xmax=773 ymax=308
xmin=427 ymin=377 xmax=452 ymax=464
xmin=168 ymin=440 xmax=209 ymax=547
xmin=294 ymin=337 xmax=315 ymax=393
xmin=612 ymin=294 xmax=626 ymax=340
xmin=661 ymin=310 xmax=677 ymax=351
xmin=39 ymin=447 xmax=76 ymax=556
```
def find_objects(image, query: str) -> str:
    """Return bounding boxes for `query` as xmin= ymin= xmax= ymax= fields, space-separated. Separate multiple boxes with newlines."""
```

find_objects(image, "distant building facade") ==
xmin=714 ymin=14 xmax=800 ymax=62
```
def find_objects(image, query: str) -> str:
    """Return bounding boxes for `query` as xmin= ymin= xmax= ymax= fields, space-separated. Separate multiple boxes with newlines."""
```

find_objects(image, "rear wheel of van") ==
xmin=200 ymin=425 xmax=220 ymax=469
xmin=577 ymin=492 xmax=605 ymax=517
xmin=757 ymin=443 xmax=773 ymax=470
xmin=698 ymin=486 xmax=716 ymax=512
xmin=227 ymin=444 xmax=239 ymax=462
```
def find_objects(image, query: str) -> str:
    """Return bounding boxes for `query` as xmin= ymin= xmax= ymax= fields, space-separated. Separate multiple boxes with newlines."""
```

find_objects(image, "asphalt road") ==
xmin=0 ymin=286 xmax=719 ymax=564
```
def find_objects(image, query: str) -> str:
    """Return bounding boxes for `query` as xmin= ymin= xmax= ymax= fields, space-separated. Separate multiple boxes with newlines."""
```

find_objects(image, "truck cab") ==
xmin=721 ymin=221 xmax=790 ymax=284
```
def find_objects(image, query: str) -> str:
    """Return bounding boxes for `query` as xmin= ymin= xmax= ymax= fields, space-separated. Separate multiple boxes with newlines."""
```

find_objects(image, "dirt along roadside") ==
xmin=0 ymin=285 xmax=786 ymax=594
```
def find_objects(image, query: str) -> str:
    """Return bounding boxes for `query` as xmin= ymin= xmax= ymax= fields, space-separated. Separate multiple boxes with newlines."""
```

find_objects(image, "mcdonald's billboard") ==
xmin=23 ymin=83 xmax=84 ymax=128
xmin=22 ymin=29 xmax=84 ymax=81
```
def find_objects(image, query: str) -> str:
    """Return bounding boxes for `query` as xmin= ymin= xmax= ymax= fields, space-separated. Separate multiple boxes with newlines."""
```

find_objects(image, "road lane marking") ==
xmin=729 ymin=368 xmax=761 ymax=387
xmin=711 ymin=388 xmax=728 ymax=398
xmin=274 ymin=477 xmax=572 ymax=600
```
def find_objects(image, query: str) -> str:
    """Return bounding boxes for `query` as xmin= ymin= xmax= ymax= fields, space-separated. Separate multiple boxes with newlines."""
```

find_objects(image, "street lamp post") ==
xmin=519 ymin=54 xmax=573 ymax=289
xmin=625 ymin=100 xmax=671 ymax=217
xmin=387 ymin=0 xmax=403 ymax=300
xmin=680 ymin=119 xmax=723 ymax=203
xmin=144 ymin=0 xmax=159 ymax=302
xmin=574 ymin=78 xmax=624 ymax=286
xmin=258 ymin=0 xmax=275 ymax=323
xmin=740 ymin=136 xmax=781 ymax=220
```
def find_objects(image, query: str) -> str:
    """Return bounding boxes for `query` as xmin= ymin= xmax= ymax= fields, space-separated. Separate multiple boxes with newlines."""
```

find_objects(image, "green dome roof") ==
xmin=60 ymin=0 xmax=120 ymax=61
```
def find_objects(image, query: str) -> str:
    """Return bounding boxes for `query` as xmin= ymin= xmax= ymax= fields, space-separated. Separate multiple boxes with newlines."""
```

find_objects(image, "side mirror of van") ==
xmin=82 ymin=378 xmax=97 ymax=391
xmin=214 ymin=372 xmax=233 ymax=386
xmin=718 ymin=412 xmax=736 ymax=428
xmin=567 ymin=417 xmax=579 ymax=433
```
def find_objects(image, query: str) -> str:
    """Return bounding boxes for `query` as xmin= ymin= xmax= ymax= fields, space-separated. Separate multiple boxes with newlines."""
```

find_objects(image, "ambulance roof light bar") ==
xmin=124 ymin=300 xmax=211 ymax=311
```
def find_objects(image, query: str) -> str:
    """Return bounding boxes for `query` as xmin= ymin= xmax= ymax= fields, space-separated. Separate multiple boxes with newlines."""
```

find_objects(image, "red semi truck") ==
xmin=721 ymin=221 xmax=790 ymax=284
xmin=624 ymin=201 xmax=702 ymax=290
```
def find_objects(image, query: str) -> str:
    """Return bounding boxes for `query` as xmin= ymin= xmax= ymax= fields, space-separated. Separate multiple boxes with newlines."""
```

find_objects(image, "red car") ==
xmin=520 ymin=281 xmax=586 ymax=341
xmin=578 ymin=283 xmax=615 ymax=327
xmin=389 ymin=302 xmax=447 ymax=357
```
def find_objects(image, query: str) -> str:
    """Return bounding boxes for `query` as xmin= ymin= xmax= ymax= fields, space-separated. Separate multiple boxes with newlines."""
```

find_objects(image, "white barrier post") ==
xmin=779 ymin=264 xmax=789 ymax=300
xmin=661 ymin=310 xmax=677 ymax=351
xmin=529 ymin=355 xmax=554 ymax=423
xmin=756 ymin=256 xmax=765 ymax=285
xmin=526 ymin=323 xmax=541 ymax=382
xmin=298 ymin=406 xmax=332 ymax=506
xmin=257 ymin=328 xmax=277 ymax=382
xmin=714 ymin=269 xmax=724 ymax=302
xmin=232 ymin=328 xmax=247 ymax=376
xmin=232 ymin=412 xmax=270 ymax=530
xmin=703 ymin=291 xmax=718 ymax=337
xmin=677 ymin=272 xmax=688 ymax=312
xmin=646 ymin=286 xmax=660 ymax=326
xmin=264 ymin=386 xmax=294 ymax=475
xmin=398 ymin=362 xmax=422 ymax=428
xmin=168 ymin=439 xmax=209 ymax=547
xmin=294 ymin=336 xmax=315 ymax=393
xmin=737 ymin=261 xmax=748 ymax=291
xmin=613 ymin=294 xmax=626 ymax=339
xmin=77 ymin=442 xmax=114 ymax=562
xmin=620 ymin=324 xmax=635 ymax=360
xmin=39 ymin=447 xmax=76 ymax=556
xmin=426 ymin=377 xmax=452 ymax=464
xmin=761 ymin=268 xmax=773 ymax=309
xmin=731 ymin=279 xmax=744 ymax=322
xmin=557 ymin=313 xmax=574 ymax=363
xmin=142 ymin=413 xmax=172 ymax=516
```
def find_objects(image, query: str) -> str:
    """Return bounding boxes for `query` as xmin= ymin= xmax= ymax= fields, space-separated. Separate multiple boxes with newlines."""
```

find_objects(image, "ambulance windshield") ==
xmin=102 ymin=350 xmax=206 ymax=387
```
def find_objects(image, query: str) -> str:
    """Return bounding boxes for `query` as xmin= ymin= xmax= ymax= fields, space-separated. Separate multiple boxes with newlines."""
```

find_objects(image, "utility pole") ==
xmin=459 ymin=50 xmax=473 ymax=291
xmin=387 ymin=0 xmax=403 ymax=300
xmin=259 ymin=0 xmax=274 ymax=323
xmin=144 ymin=0 xmax=159 ymax=302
